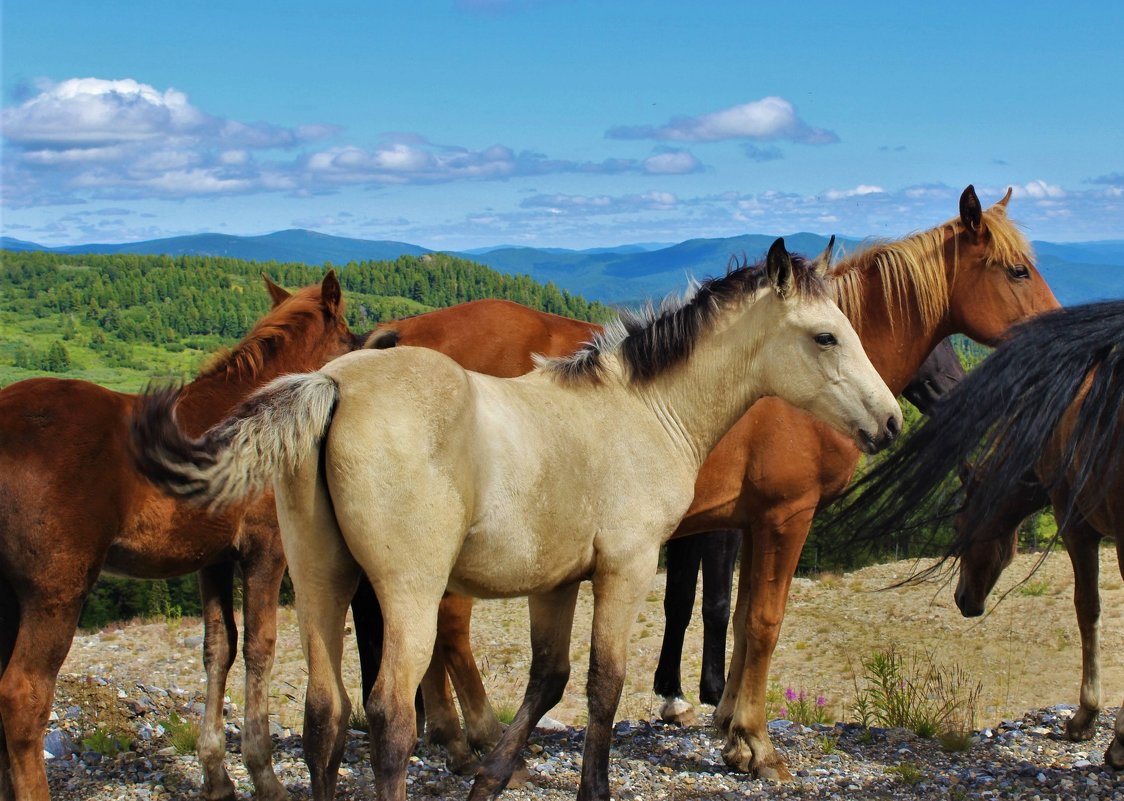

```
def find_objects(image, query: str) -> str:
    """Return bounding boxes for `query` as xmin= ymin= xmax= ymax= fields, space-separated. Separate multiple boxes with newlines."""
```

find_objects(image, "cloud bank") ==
xmin=607 ymin=96 xmax=838 ymax=145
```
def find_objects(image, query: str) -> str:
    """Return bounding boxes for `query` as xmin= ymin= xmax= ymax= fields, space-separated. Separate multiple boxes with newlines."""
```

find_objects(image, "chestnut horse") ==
xmin=0 ymin=273 xmax=364 ymax=801
xmin=130 ymin=241 xmax=903 ymax=801
xmin=653 ymin=336 xmax=967 ymax=726
xmin=826 ymin=299 xmax=1124 ymax=768
xmin=355 ymin=185 xmax=1058 ymax=781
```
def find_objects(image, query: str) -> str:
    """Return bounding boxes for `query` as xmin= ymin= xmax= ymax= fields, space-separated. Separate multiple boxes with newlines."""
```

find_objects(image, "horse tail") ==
xmin=131 ymin=372 xmax=339 ymax=512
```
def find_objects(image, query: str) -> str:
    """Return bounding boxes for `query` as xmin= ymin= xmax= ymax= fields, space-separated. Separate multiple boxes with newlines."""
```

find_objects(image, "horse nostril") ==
xmin=886 ymin=415 xmax=901 ymax=440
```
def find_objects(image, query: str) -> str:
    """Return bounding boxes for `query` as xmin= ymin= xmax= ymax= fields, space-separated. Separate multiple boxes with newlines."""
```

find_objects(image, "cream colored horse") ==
xmin=131 ymin=239 xmax=901 ymax=801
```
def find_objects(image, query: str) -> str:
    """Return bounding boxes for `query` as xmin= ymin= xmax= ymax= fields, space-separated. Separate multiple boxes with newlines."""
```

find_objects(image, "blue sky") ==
xmin=2 ymin=0 xmax=1122 ymax=249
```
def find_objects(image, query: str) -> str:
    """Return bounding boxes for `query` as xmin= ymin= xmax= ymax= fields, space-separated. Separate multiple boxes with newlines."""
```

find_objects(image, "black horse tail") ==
xmin=822 ymin=299 xmax=1124 ymax=571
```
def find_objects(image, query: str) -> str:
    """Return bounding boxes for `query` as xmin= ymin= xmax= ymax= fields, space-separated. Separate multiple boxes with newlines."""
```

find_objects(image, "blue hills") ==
xmin=3 ymin=229 xmax=1122 ymax=306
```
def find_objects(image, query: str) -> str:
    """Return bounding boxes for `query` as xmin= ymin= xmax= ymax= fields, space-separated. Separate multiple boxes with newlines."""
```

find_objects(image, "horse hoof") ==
xmin=756 ymin=762 xmax=793 ymax=782
xmin=1065 ymin=715 xmax=1097 ymax=742
xmin=447 ymin=751 xmax=481 ymax=776
xmin=659 ymin=697 xmax=697 ymax=727
xmin=1105 ymin=737 xmax=1124 ymax=770
xmin=254 ymin=776 xmax=289 ymax=801
xmin=506 ymin=762 xmax=531 ymax=789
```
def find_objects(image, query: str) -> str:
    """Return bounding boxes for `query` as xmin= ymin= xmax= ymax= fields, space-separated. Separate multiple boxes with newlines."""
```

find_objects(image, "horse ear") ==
xmin=766 ymin=238 xmax=794 ymax=299
xmin=995 ymin=186 xmax=1013 ymax=209
xmin=813 ymin=234 xmax=836 ymax=278
xmin=959 ymin=185 xmax=983 ymax=238
xmin=321 ymin=270 xmax=342 ymax=316
xmin=261 ymin=273 xmax=291 ymax=307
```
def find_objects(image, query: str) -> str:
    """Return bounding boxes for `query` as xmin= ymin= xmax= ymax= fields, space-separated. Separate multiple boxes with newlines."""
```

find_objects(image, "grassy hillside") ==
xmin=0 ymin=249 xmax=610 ymax=393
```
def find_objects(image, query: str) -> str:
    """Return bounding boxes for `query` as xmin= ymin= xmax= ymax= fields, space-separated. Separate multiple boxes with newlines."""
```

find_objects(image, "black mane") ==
xmin=542 ymin=252 xmax=826 ymax=385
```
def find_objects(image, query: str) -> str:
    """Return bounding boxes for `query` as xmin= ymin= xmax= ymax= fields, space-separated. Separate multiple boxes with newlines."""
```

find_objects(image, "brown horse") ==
xmin=356 ymin=185 xmax=1059 ymax=780
xmin=828 ymin=298 xmax=1124 ymax=767
xmin=0 ymin=273 xmax=364 ymax=801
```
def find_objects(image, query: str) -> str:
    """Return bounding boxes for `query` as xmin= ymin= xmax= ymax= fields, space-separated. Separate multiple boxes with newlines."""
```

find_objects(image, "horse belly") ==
xmin=449 ymin=517 xmax=594 ymax=599
xmin=105 ymin=494 xmax=236 ymax=579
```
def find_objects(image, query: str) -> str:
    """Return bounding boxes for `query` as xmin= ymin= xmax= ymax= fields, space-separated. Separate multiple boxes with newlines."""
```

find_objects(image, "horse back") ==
xmin=372 ymin=298 xmax=599 ymax=377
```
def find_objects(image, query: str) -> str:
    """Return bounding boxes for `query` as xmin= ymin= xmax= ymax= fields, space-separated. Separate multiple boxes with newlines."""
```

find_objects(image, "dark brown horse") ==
xmin=355 ymin=185 xmax=1058 ymax=781
xmin=0 ymin=273 xmax=364 ymax=801
xmin=829 ymin=298 xmax=1124 ymax=768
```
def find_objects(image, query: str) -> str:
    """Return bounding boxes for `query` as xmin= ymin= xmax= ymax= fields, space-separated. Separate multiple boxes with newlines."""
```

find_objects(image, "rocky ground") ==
xmin=44 ymin=549 xmax=1124 ymax=799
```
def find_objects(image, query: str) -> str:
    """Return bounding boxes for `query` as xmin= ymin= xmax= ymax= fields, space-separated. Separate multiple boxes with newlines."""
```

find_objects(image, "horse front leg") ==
xmin=578 ymin=555 xmax=660 ymax=801
xmin=469 ymin=583 xmax=580 ymax=800
xmin=238 ymin=534 xmax=289 ymax=801
xmin=654 ymin=536 xmax=701 ymax=725
xmin=714 ymin=533 xmax=751 ymax=735
xmin=1063 ymin=520 xmax=1102 ymax=741
xmin=721 ymin=504 xmax=814 ymax=781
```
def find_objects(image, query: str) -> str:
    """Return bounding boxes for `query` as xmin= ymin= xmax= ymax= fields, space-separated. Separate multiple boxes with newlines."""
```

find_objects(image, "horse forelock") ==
xmin=197 ymin=285 xmax=342 ymax=381
xmin=828 ymin=205 xmax=1032 ymax=335
xmin=537 ymin=253 xmax=826 ymax=385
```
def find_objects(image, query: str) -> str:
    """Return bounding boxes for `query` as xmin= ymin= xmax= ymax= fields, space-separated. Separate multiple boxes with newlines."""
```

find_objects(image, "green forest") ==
xmin=0 ymin=248 xmax=1052 ymax=626
xmin=0 ymin=248 xmax=610 ymax=627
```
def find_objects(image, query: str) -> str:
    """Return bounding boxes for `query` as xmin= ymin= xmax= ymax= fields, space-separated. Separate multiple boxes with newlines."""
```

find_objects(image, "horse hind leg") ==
xmin=439 ymin=594 xmax=501 ymax=755
xmin=419 ymin=640 xmax=476 ymax=774
xmin=654 ymin=536 xmax=701 ymax=725
xmin=238 ymin=537 xmax=289 ymax=801
xmin=196 ymin=563 xmax=239 ymax=801
xmin=0 ymin=592 xmax=89 ymax=801
xmin=470 ymin=583 xmax=580 ymax=800
xmin=1062 ymin=521 xmax=1102 ymax=741
xmin=698 ymin=529 xmax=738 ymax=706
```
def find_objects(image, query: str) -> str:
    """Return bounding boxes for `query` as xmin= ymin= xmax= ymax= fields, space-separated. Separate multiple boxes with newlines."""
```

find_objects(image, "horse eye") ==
xmin=814 ymin=333 xmax=837 ymax=347
xmin=1007 ymin=264 xmax=1030 ymax=280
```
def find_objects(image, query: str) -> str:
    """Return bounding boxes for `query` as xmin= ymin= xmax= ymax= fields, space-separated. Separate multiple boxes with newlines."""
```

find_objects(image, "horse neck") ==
xmin=175 ymin=335 xmax=325 ymax=437
xmin=844 ymin=234 xmax=958 ymax=395
xmin=629 ymin=308 xmax=771 ymax=469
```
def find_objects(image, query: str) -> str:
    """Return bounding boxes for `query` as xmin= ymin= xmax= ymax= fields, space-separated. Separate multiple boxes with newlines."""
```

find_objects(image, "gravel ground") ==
xmin=42 ymin=551 xmax=1124 ymax=799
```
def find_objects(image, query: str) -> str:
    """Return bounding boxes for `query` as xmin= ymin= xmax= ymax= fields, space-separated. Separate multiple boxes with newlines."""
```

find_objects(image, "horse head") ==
xmin=946 ymin=185 xmax=1060 ymax=344
xmin=756 ymin=238 xmax=902 ymax=454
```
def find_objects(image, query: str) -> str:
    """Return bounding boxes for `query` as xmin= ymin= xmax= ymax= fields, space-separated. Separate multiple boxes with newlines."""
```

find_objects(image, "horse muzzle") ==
xmin=857 ymin=414 xmax=901 ymax=455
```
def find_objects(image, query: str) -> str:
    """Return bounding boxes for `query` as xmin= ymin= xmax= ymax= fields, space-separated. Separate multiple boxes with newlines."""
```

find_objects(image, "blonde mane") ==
xmin=830 ymin=204 xmax=1032 ymax=333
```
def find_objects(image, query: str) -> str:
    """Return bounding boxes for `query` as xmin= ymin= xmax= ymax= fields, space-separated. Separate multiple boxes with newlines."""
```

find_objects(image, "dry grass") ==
xmin=58 ymin=547 xmax=1123 ymax=733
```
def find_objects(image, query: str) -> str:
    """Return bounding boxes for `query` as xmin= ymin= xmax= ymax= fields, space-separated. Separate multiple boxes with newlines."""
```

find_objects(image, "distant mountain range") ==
xmin=4 ymin=229 xmax=1122 ymax=306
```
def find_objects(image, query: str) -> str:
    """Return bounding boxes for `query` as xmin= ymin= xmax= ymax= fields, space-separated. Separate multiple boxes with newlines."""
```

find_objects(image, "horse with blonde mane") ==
xmin=0 ymin=273 xmax=365 ymax=801
xmin=131 ymin=239 xmax=901 ymax=801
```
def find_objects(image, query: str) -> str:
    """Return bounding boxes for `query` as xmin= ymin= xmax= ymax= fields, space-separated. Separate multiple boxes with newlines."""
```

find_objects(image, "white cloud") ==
xmin=1010 ymin=179 xmax=1066 ymax=199
xmin=642 ymin=150 xmax=702 ymax=175
xmin=824 ymin=185 xmax=885 ymax=200
xmin=607 ymin=96 xmax=838 ymax=145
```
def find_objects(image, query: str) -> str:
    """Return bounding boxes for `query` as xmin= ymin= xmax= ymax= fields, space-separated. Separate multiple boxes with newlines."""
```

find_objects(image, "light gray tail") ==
xmin=131 ymin=372 xmax=340 ymax=512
